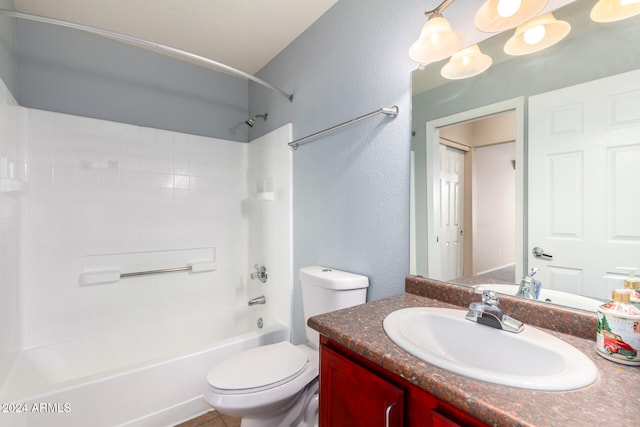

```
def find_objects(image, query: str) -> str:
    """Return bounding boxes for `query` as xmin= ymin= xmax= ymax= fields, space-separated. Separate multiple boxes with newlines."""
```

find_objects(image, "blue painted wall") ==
xmin=0 ymin=0 xmax=16 ymax=95
xmin=7 ymin=0 xmax=424 ymax=345
xmin=15 ymin=20 xmax=249 ymax=141
xmin=250 ymin=0 xmax=421 ymax=343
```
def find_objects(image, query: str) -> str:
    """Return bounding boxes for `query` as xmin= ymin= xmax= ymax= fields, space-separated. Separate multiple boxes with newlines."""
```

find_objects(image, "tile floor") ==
xmin=175 ymin=410 xmax=241 ymax=427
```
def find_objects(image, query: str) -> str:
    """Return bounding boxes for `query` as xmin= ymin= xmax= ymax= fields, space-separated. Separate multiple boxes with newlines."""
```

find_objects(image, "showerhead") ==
xmin=245 ymin=113 xmax=268 ymax=127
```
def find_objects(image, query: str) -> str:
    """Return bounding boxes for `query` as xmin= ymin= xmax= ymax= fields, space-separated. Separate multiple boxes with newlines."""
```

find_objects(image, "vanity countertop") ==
xmin=308 ymin=276 xmax=640 ymax=427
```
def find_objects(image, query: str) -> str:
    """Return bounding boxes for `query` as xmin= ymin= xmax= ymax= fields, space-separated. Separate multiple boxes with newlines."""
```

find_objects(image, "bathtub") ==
xmin=0 ymin=312 xmax=289 ymax=427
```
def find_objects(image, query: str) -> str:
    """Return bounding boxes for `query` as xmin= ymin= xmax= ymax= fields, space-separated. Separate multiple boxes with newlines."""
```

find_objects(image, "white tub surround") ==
xmin=0 ymin=322 xmax=288 ymax=427
xmin=0 ymin=104 xmax=293 ymax=426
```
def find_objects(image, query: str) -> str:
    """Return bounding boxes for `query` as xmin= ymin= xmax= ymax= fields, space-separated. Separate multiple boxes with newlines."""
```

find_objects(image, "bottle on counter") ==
xmin=596 ymin=290 xmax=640 ymax=366
xmin=619 ymin=267 xmax=640 ymax=306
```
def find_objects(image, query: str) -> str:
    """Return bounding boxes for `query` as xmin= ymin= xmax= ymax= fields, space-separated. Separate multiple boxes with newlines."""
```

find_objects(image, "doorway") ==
xmin=424 ymin=98 xmax=525 ymax=284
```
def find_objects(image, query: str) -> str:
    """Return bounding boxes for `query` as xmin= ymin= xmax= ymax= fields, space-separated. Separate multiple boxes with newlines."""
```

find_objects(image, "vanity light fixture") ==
xmin=504 ymin=12 xmax=571 ymax=56
xmin=475 ymin=0 xmax=549 ymax=32
xmin=441 ymin=45 xmax=493 ymax=79
xmin=409 ymin=0 xmax=463 ymax=65
xmin=591 ymin=0 xmax=640 ymax=22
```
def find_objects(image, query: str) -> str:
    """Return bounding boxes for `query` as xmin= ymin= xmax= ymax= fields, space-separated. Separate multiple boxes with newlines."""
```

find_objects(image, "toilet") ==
xmin=204 ymin=265 xmax=369 ymax=427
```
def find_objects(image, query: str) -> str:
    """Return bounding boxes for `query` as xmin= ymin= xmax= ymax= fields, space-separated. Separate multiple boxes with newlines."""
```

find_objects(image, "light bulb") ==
xmin=497 ymin=0 xmax=522 ymax=18
xmin=524 ymin=25 xmax=546 ymax=45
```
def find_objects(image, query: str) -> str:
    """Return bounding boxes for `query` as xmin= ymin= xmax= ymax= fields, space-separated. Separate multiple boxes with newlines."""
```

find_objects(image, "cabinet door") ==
xmin=320 ymin=345 xmax=404 ymax=427
xmin=432 ymin=410 xmax=463 ymax=427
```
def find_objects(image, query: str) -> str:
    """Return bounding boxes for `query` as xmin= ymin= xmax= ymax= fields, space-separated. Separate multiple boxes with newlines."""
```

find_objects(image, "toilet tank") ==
xmin=300 ymin=266 xmax=369 ymax=348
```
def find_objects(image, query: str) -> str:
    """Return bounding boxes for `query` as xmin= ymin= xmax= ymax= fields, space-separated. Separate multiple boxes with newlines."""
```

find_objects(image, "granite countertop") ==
xmin=308 ymin=277 xmax=640 ymax=427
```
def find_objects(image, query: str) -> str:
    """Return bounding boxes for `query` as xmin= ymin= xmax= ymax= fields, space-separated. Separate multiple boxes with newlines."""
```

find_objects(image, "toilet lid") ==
xmin=207 ymin=341 xmax=308 ymax=392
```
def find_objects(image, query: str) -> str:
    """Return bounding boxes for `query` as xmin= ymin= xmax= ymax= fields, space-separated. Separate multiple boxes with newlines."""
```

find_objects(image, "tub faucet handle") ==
xmin=251 ymin=264 xmax=268 ymax=283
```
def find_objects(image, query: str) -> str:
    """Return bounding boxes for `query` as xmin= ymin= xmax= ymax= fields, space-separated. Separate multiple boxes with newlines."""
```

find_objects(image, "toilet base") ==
xmin=238 ymin=378 xmax=318 ymax=427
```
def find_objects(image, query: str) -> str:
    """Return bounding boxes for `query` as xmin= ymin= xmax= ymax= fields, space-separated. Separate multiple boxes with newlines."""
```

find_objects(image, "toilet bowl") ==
xmin=205 ymin=342 xmax=319 ymax=427
xmin=204 ymin=266 xmax=369 ymax=427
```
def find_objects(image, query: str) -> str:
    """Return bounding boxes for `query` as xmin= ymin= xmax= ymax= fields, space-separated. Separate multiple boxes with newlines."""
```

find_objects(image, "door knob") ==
xmin=532 ymin=246 xmax=553 ymax=260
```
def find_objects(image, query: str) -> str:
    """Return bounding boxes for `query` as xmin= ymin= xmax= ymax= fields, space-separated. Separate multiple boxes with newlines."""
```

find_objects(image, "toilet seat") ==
xmin=207 ymin=341 xmax=309 ymax=394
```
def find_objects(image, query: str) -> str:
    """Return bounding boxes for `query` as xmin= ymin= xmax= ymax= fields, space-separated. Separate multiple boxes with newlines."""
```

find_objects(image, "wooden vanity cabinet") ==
xmin=319 ymin=336 xmax=487 ymax=427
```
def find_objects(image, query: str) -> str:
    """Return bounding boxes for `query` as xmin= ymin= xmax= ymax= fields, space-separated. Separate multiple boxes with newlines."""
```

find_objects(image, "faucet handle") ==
xmin=469 ymin=287 xmax=523 ymax=333
xmin=474 ymin=286 xmax=485 ymax=294
xmin=479 ymin=288 xmax=500 ymax=307
xmin=472 ymin=286 xmax=500 ymax=307
xmin=523 ymin=268 xmax=542 ymax=299
xmin=251 ymin=264 xmax=268 ymax=283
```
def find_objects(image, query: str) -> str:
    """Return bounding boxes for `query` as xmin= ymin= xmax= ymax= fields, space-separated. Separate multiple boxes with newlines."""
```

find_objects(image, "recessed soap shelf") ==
xmin=252 ymin=191 xmax=275 ymax=201
xmin=0 ymin=177 xmax=27 ymax=196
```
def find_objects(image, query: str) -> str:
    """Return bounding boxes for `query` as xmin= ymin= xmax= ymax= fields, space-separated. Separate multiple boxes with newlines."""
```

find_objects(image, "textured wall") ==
xmin=0 ymin=0 xmax=16 ymax=95
xmin=249 ymin=0 xmax=423 ymax=344
xmin=11 ymin=0 xmax=434 ymax=346
xmin=16 ymin=20 xmax=250 ymax=142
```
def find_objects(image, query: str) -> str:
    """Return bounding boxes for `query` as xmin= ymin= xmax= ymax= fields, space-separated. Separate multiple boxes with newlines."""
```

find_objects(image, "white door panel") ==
xmin=529 ymin=69 xmax=640 ymax=299
xmin=437 ymin=144 xmax=464 ymax=281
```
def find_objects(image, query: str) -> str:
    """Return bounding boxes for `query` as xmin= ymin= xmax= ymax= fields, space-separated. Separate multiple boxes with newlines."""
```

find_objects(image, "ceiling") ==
xmin=12 ymin=0 xmax=338 ymax=75
xmin=12 ymin=0 xmax=574 ymax=77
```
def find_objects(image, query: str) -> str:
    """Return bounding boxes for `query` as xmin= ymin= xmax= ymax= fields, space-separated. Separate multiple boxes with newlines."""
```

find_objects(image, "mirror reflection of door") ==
xmin=528 ymin=69 xmax=640 ymax=300
xmin=436 ymin=111 xmax=516 ymax=283
xmin=438 ymin=144 xmax=465 ymax=281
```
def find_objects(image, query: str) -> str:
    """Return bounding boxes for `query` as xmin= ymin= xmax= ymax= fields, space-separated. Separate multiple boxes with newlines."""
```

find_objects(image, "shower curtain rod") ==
xmin=288 ymin=106 xmax=399 ymax=150
xmin=0 ymin=8 xmax=294 ymax=102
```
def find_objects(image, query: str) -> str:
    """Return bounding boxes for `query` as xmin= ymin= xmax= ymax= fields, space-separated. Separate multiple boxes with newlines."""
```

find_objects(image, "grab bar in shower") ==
xmin=79 ymin=261 xmax=217 ymax=286
xmin=288 ymin=106 xmax=399 ymax=150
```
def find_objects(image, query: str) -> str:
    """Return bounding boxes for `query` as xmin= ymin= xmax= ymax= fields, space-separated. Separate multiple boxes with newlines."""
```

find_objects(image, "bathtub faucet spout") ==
xmin=248 ymin=296 xmax=266 ymax=306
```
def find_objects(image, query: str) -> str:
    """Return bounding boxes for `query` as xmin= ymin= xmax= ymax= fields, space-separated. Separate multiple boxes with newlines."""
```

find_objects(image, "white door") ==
xmin=528 ymin=69 xmax=640 ymax=299
xmin=437 ymin=144 xmax=465 ymax=281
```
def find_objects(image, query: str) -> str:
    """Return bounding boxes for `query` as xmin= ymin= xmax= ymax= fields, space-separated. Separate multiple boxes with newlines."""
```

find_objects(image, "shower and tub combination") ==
xmin=0 ymin=9 xmax=398 ymax=427
xmin=0 ymin=313 xmax=288 ymax=427
xmin=0 ymin=99 xmax=293 ymax=427
xmin=0 ymin=12 xmax=295 ymax=424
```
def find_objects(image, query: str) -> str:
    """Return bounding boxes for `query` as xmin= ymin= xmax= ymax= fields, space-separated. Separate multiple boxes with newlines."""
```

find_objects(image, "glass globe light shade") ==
xmin=504 ymin=13 xmax=571 ymax=56
xmin=591 ymin=0 xmax=640 ymax=23
xmin=441 ymin=45 xmax=493 ymax=80
xmin=409 ymin=15 xmax=464 ymax=65
xmin=475 ymin=0 xmax=549 ymax=32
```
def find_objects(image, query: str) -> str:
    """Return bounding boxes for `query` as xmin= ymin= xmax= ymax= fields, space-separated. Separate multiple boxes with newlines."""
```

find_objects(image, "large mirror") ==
xmin=411 ymin=0 xmax=640 ymax=311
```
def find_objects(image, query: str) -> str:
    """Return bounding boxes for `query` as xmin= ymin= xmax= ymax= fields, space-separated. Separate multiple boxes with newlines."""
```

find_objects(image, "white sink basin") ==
xmin=474 ymin=284 xmax=604 ymax=312
xmin=383 ymin=307 xmax=598 ymax=391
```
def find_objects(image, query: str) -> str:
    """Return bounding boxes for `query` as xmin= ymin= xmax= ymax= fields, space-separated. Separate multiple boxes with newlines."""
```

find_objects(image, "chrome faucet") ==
xmin=465 ymin=287 xmax=524 ymax=333
xmin=516 ymin=268 xmax=541 ymax=300
xmin=248 ymin=295 xmax=266 ymax=306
